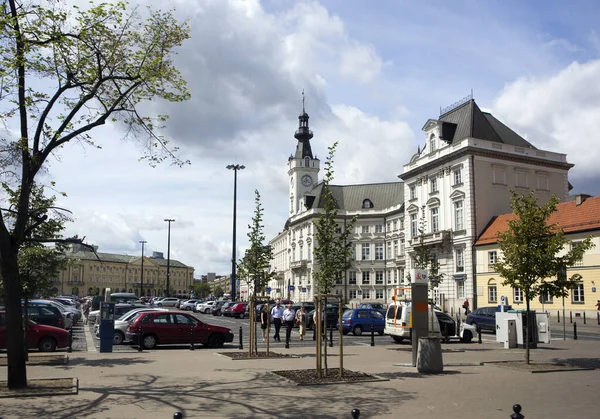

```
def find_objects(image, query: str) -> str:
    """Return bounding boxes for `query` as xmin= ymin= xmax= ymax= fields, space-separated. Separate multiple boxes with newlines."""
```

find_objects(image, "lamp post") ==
xmin=139 ymin=240 xmax=147 ymax=298
xmin=164 ymin=218 xmax=175 ymax=297
xmin=226 ymin=164 xmax=245 ymax=301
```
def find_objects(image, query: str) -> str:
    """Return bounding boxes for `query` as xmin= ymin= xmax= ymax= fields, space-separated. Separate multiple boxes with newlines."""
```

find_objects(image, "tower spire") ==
xmin=302 ymin=89 xmax=305 ymax=113
xmin=293 ymin=90 xmax=314 ymax=159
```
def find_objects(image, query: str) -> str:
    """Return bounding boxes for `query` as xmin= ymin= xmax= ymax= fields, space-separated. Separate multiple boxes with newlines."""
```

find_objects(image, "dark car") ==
xmin=307 ymin=305 xmax=349 ymax=330
xmin=0 ymin=311 xmax=70 ymax=352
xmin=125 ymin=311 xmax=234 ymax=349
xmin=23 ymin=304 xmax=65 ymax=329
xmin=466 ymin=306 xmax=510 ymax=332
xmin=340 ymin=308 xmax=385 ymax=336
xmin=221 ymin=302 xmax=237 ymax=317
xmin=211 ymin=301 xmax=228 ymax=316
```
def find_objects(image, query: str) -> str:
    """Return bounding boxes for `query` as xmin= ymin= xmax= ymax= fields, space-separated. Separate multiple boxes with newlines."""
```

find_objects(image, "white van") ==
xmin=384 ymin=301 xmax=476 ymax=343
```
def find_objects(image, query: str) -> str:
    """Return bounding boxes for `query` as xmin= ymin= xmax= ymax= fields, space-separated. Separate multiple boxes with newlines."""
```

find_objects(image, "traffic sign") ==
xmin=288 ymin=285 xmax=295 ymax=291
xmin=266 ymin=287 xmax=272 ymax=293
xmin=501 ymin=296 xmax=506 ymax=306
xmin=301 ymin=287 xmax=307 ymax=293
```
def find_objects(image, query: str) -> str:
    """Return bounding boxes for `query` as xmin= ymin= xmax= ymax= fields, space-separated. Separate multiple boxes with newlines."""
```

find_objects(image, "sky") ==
xmin=28 ymin=0 xmax=600 ymax=278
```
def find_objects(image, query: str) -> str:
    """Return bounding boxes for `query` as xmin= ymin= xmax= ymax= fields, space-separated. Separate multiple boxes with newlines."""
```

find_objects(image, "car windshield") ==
xmin=342 ymin=309 xmax=353 ymax=318
xmin=386 ymin=306 xmax=401 ymax=319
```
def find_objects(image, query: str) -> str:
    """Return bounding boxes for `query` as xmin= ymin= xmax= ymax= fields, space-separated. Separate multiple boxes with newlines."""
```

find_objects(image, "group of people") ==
xmin=259 ymin=300 xmax=309 ymax=348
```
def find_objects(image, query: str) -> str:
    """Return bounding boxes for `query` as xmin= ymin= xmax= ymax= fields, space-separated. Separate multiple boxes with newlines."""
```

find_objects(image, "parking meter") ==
xmin=99 ymin=302 xmax=115 ymax=353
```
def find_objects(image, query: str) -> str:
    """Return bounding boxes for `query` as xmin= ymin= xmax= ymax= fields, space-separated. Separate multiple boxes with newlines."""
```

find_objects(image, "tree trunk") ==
xmin=525 ymin=296 xmax=531 ymax=365
xmin=323 ymin=297 xmax=328 ymax=374
xmin=1 ymin=248 xmax=27 ymax=389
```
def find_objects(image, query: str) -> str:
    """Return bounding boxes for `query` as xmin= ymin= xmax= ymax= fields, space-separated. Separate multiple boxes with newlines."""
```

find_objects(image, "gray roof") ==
xmin=308 ymin=182 xmax=404 ymax=211
xmin=66 ymin=250 xmax=191 ymax=268
xmin=435 ymin=100 xmax=535 ymax=148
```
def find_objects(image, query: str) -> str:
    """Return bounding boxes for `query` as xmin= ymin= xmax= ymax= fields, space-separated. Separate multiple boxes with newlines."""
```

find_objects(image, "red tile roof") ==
xmin=476 ymin=195 xmax=600 ymax=245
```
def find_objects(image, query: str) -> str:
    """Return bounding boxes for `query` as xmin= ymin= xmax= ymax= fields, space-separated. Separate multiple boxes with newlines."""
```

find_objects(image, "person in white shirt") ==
xmin=283 ymin=304 xmax=296 ymax=348
xmin=271 ymin=300 xmax=284 ymax=342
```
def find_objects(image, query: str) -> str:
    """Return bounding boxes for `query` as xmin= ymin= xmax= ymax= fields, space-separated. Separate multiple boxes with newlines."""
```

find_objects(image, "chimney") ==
xmin=575 ymin=194 xmax=591 ymax=206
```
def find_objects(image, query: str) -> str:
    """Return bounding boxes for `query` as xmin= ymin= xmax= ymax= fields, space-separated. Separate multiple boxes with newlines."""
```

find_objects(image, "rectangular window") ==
xmin=430 ymin=136 xmax=436 ymax=152
xmin=400 ymin=218 xmax=404 ymax=230
xmin=515 ymin=169 xmax=528 ymax=188
xmin=387 ymin=242 xmax=392 ymax=259
xmin=375 ymin=271 xmax=384 ymax=284
xmin=393 ymin=220 xmax=397 ymax=231
xmin=457 ymin=280 xmax=465 ymax=299
xmin=375 ymin=243 xmax=384 ymax=260
xmin=570 ymin=242 xmax=584 ymax=266
xmin=453 ymin=168 xmax=462 ymax=185
xmin=410 ymin=214 xmax=418 ymax=237
xmin=400 ymin=239 xmax=405 ymax=254
xmin=513 ymin=287 xmax=523 ymax=303
xmin=375 ymin=224 xmax=383 ymax=233
xmin=492 ymin=165 xmax=506 ymax=185
xmin=348 ymin=271 xmax=357 ymax=285
xmin=376 ymin=289 xmax=384 ymax=299
xmin=393 ymin=240 xmax=398 ymax=257
xmin=540 ymin=291 xmax=553 ymax=304
xmin=386 ymin=222 xmax=391 ymax=232
xmin=431 ymin=207 xmax=439 ymax=233
xmin=455 ymin=248 xmax=464 ymax=272
xmin=351 ymin=245 xmax=356 ymax=261
xmin=454 ymin=201 xmax=464 ymax=231
xmin=488 ymin=251 xmax=497 ymax=265
xmin=430 ymin=177 xmax=438 ymax=193
xmin=409 ymin=185 xmax=416 ymax=200
xmin=349 ymin=289 xmax=357 ymax=299
xmin=362 ymin=271 xmax=370 ymax=284
xmin=488 ymin=286 xmax=497 ymax=303
xmin=361 ymin=244 xmax=370 ymax=260
xmin=387 ymin=270 xmax=392 ymax=284
xmin=572 ymin=283 xmax=584 ymax=303
xmin=363 ymin=289 xmax=370 ymax=299
xmin=362 ymin=225 xmax=369 ymax=234
xmin=537 ymin=172 xmax=549 ymax=191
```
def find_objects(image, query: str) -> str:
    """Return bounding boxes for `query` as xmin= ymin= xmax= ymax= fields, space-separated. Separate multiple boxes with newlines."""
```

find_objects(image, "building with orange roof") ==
xmin=475 ymin=194 xmax=600 ymax=317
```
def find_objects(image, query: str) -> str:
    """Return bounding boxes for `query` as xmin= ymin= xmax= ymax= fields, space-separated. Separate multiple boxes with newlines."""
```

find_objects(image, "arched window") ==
xmin=429 ymin=133 xmax=436 ymax=152
xmin=362 ymin=199 xmax=373 ymax=209
xmin=487 ymin=279 xmax=497 ymax=303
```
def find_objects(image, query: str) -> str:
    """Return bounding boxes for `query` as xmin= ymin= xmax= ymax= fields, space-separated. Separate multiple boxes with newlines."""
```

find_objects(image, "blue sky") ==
xmin=34 ymin=0 xmax=600 ymax=277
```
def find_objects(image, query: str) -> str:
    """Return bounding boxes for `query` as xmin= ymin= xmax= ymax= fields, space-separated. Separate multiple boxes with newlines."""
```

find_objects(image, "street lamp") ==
xmin=164 ymin=218 xmax=175 ymax=297
xmin=139 ymin=240 xmax=147 ymax=298
xmin=226 ymin=164 xmax=245 ymax=301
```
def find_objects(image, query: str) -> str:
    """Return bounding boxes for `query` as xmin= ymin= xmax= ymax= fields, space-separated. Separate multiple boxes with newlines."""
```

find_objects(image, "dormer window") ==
xmin=362 ymin=199 xmax=374 ymax=209
xmin=429 ymin=134 xmax=436 ymax=152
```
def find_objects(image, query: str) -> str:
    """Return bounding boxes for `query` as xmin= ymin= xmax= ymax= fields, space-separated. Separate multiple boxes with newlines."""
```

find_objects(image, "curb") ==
xmin=0 ymin=377 xmax=78 ymax=398
xmin=267 ymin=370 xmax=390 ymax=386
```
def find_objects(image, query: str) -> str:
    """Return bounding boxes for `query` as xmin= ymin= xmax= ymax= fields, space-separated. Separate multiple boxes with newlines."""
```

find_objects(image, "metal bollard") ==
xmin=68 ymin=328 xmax=73 ymax=353
xmin=570 ymin=311 xmax=573 ymax=323
xmin=329 ymin=326 xmax=333 ymax=348
xmin=557 ymin=310 xmax=560 ymax=323
xmin=351 ymin=408 xmax=360 ymax=418
xmin=477 ymin=324 xmax=482 ymax=344
xmin=137 ymin=325 xmax=143 ymax=352
xmin=510 ymin=404 xmax=524 ymax=419
xmin=598 ymin=312 xmax=600 ymax=326
xmin=573 ymin=322 xmax=578 ymax=340
xmin=583 ymin=312 xmax=586 ymax=325
xmin=370 ymin=324 xmax=375 ymax=347
xmin=239 ymin=326 xmax=243 ymax=350
xmin=190 ymin=326 xmax=195 ymax=351
xmin=174 ymin=412 xmax=183 ymax=419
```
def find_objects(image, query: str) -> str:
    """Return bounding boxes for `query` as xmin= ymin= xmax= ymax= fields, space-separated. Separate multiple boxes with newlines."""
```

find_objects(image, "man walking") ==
xmin=271 ymin=300 xmax=284 ymax=342
xmin=283 ymin=304 xmax=296 ymax=349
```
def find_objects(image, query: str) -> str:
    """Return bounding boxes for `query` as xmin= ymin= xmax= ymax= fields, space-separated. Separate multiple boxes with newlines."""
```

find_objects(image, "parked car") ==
xmin=31 ymin=299 xmax=78 ymax=326
xmin=94 ymin=307 xmax=168 ymax=345
xmin=44 ymin=299 xmax=81 ymax=323
xmin=88 ymin=303 xmax=147 ymax=324
xmin=211 ymin=301 xmax=228 ymax=316
xmin=179 ymin=300 xmax=198 ymax=311
xmin=0 ymin=311 xmax=70 ymax=352
xmin=125 ymin=311 xmax=234 ymax=349
xmin=22 ymin=303 xmax=67 ymax=329
xmin=466 ymin=306 xmax=510 ymax=333
xmin=358 ymin=303 xmax=386 ymax=312
xmin=155 ymin=298 xmax=179 ymax=308
xmin=196 ymin=301 xmax=215 ymax=314
xmin=307 ymin=305 xmax=348 ymax=330
xmin=339 ymin=308 xmax=385 ymax=336
xmin=217 ymin=302 xmax=235 ymax=316
xmin=228 ymin=303 xmax=248 ymax=319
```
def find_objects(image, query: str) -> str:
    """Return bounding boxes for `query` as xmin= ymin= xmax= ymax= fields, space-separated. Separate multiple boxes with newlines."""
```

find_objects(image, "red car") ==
xmin=0 ymin=311 xmax=70 ymax=352
xmin=229 ymin=303 xmax=248 ymax=319
xmin=125 ymin=311 xmax=234 ymax=349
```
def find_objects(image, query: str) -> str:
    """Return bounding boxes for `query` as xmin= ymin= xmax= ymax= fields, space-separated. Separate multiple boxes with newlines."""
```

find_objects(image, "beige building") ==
xmin=475 ymin=195 xmax=600 ymax=317
xmin=54 ymin=244 xmax=194 ymax=298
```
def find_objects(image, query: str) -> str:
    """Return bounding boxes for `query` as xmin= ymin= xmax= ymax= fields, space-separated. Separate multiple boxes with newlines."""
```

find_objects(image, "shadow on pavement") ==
xmin=56 ymin=357 xmax=154 ymax=369
xmin=550 ymin=357 xmax=600 ymax=369
xmin=376 ymin=370 xmax=464 ymax=380
xmin=0 ymin=371 xmax=414 ymax=419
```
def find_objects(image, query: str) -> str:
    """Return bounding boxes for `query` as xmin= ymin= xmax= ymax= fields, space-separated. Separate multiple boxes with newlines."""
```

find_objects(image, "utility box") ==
xmin=535 ymin=312 xmax=551 ymax=344
xmin=496 ymin=310 xmax=541 ymax=348
xmin=504 ymin=320 xmax=518 ymax=349
xmin=99 ymin=302 xmax=115 ymax=353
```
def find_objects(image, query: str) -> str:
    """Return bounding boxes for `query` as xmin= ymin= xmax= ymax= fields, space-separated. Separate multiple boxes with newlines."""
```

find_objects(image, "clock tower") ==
xmin=287 ymin=96 xmax=320 ymax=215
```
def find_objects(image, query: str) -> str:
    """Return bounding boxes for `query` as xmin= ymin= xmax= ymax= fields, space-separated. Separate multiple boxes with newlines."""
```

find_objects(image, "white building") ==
xmin=269 ymin=97 xmax=573 ymax=312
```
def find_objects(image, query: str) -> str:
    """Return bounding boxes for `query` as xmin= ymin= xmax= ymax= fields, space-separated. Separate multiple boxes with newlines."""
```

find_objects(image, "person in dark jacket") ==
xmin=260 ymin=305 xmax=269 ymax=342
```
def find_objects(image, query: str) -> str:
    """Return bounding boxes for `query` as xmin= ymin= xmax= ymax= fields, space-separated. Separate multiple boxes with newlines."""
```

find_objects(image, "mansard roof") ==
xmin=307 ymin=181 xmax=404 ymax=211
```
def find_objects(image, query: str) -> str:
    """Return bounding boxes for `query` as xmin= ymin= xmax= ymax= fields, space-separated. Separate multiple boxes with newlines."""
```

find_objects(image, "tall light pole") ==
xmin=139 ymin=240 xmax=147 ymax=298
xmin=227 ymin=164 xmax=245 ymax=301
xmin=164 ymin=218 xmax=175 ymax=297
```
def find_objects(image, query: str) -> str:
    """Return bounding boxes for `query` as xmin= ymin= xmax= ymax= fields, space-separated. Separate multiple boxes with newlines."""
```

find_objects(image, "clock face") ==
xmin=301 ymin=175 xmax=313 ymax=187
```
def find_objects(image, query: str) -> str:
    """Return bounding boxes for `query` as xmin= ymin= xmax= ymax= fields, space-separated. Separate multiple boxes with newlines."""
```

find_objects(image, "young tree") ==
xmin=213 ymin=286 xmax=224 ymax=298
xmin=193 ymin=282 xmax=212 ymax=299
xmin=494 ymin=191 xmax=594 ymax=363
xmin=0 ymin=0 xmax=190 ymax=388
xmin=313 ymin=142 xmax=357 ymax=374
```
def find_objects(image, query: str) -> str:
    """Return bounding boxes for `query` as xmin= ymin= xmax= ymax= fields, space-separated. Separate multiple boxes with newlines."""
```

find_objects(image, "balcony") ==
xmin=290 ymin=260 xmax=308 ymax=271
xmin=394 ymin=254 xmax=406 ymax=265
xmin=411 ymin=230 xmax=451 ymax=247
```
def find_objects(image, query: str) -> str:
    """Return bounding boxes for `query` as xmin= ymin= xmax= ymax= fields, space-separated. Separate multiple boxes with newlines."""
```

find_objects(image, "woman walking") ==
xmin=260 ymin=305 xmax=269 ymax=342
xmin=296 ymin=306 xmax=307 ymax=341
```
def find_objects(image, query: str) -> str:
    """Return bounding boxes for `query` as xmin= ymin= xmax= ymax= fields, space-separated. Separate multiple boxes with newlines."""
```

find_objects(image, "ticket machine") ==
xmin=99 ymin=302 xmax=115 ymax=353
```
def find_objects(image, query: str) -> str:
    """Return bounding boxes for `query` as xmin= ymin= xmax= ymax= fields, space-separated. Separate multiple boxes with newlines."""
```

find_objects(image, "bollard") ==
xmin=329 ymin=325 xmax=333 ymax=348
xmin=137 ymin=325 xmax=143 ymax=352
xmin=174 ymin=412 xmax=183 ymax=419
xmin=190 ymin=326 xmax=195 ymax=351
xmin=583 ymin=312 xmax=586 ymax=325
xmin=239 ymin=326 xmax=243 ymax=350
xmin=351 ymin=408 xmax=360 ymax=418
xmin=68 ymin=328 xmax=73 ymax=353
xmin=598 ymin=312 xmax=600 ymax=326
xmin=557 ymin=310 xmax=560 ymax=323
xmin=570 ymin=311 xmax=573 ymax=323
xmin=573 ymin=322 xmax=578 ymax=340
xmin=370 ymin=324 xmax=375 ymax=347
xmin=510 ymin=404 xmax=524 ymax=419
xmin=477 ymin=324 xmax=482 ymax=344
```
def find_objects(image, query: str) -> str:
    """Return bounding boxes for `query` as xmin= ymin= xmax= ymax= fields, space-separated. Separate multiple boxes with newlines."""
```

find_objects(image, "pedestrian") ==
xmin=271 ymin=300 xmax=284 ymax=342
xmin=283 ymin=304 xmax=296 ymax=348
xmin=462 ymin=299 xmax=470 ymax=316
xmin=260 ymin=304 xmax=269 ymax=342
xmin=296 ymin=305 xmax=307 ymax=341
xmin=83 ymin=300 xmax=90 ymax=325
xmin=596 ymin=300 xmax=600 ymax=311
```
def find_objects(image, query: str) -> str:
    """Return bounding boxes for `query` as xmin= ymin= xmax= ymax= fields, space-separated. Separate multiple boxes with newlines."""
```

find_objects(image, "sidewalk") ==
xmin=1 ymin=339 xmax=598 ymax=418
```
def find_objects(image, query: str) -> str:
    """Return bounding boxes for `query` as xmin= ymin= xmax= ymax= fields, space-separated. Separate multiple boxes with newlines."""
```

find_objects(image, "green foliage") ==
xmin=193 ymin=281 xmax=211 ymax=299
xmin=313 ymin=142 xmax=357 ymax=295
xmin=238 ymin=190 xmax=274 ymax=296
xmin=411 ymin=207 xmax=444 ymax=290
xmin=213 ymin=285 xmax=224 ymax=298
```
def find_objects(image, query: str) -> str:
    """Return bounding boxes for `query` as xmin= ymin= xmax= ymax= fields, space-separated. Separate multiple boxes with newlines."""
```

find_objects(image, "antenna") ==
xmin=302 ymin=89 xmax=305 ymax=112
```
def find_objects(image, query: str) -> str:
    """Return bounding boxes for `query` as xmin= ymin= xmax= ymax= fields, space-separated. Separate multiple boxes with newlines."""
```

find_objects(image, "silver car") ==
xmin=155 ymin=297 xmax=179 ymax=307
xmin=179 ymin=300 xmax=198 ymax=311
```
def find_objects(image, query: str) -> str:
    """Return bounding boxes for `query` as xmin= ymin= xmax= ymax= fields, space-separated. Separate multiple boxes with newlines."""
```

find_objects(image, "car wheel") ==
xmin=38 ymin=337 xmax=57 ymax=352
xmin=142 ymin=334 xmax=158 ymax=349
xmin=392 ymin=336 xmax=404 ymax=343
xmin=342 ymin=330 xmax=349 ymax=335
xmin=378 ymin=331 xmax=384 ymax=336
xmin=185 ymin=306 xmax=192 ymax=311
xmin=239 ymin=313 xmax=244 ymax=319
xmin=352 ymin=325 xmax=363 ymax=336
xmin=208 ymin=333 xmax=225 ymax=348
xmin=461 ymin=330 xmax=473 ymax=344
xmin=113 ymin=331 xmax=125 ymax=345
xmin=158 ymin=303 xmax=162 ymax=308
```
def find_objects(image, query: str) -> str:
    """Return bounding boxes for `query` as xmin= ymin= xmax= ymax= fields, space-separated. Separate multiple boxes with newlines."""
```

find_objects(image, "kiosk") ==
xmin=99 ymin=302 xmax=115 ymax=353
